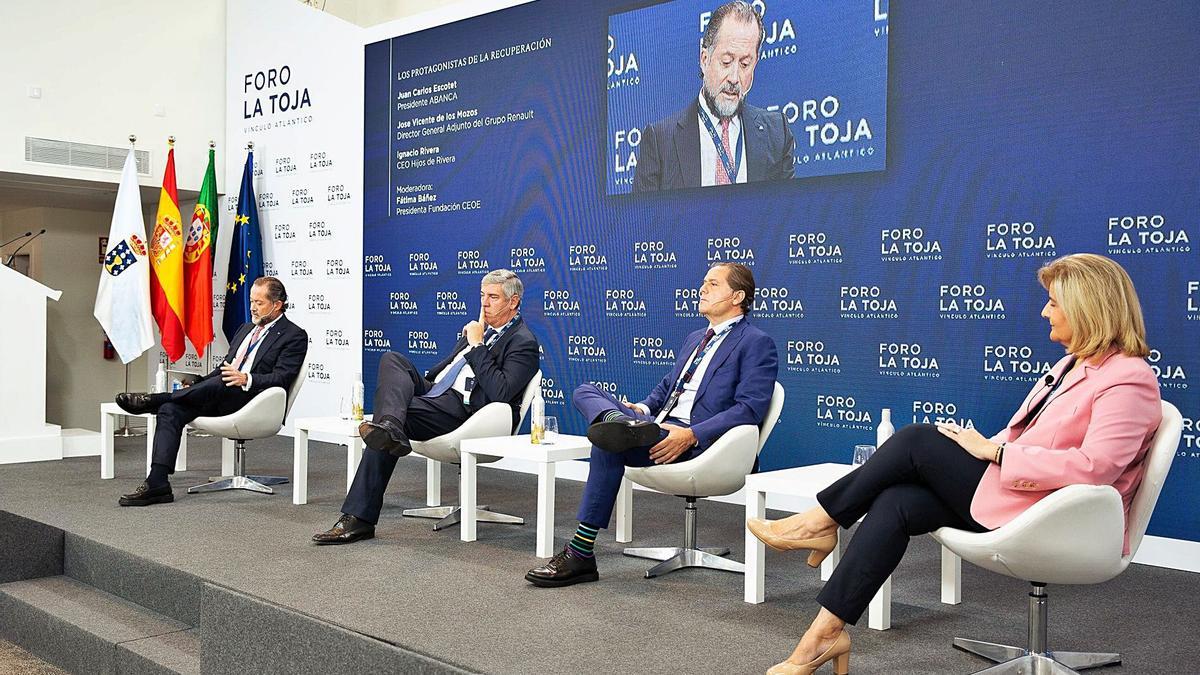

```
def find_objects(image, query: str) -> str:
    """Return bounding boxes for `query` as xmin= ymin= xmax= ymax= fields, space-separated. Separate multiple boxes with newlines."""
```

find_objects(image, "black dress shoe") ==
xmin=119 ymin=481 xmax=174 ymax=507
xmin=358 ymin=421 xmax=412 ymax=457
xmin=587 ymin=417 xmax=662 ymax=453
xmin=115 ymin=392 xmax=164 ymax=416
xmin=525 ymin=547 xmax=599 ymax=587
xmin=312 ymin=514 xmax=376 ymax=545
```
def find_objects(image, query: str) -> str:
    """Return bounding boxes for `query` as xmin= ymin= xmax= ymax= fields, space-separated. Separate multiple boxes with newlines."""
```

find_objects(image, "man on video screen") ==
xmin=633 ymin=1 xmax=795 ymax=192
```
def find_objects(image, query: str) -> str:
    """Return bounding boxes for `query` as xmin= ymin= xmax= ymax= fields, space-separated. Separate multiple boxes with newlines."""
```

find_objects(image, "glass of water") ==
xmin=338 ymin=397 xmax=351 ymax=420
xmin=852 ymin=444 xmax=876 ymax=466
xmin=543 ymin=416 xmax=559 ymax=444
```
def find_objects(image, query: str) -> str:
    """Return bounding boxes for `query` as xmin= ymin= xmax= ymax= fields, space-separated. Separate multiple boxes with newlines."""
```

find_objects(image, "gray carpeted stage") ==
xmin=1 ymin=434 xmax=1196 ymax=674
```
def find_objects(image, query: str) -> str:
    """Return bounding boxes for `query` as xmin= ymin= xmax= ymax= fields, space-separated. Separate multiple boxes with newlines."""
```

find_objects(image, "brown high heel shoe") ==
xmin=747 ymin=518 xmax=837 ymax=567
xmin=767 ymin=630 xmax=850 ymax=675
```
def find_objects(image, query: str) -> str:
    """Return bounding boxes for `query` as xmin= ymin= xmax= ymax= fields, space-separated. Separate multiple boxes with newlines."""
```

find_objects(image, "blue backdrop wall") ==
xmin=363 ymin=1 xmax=1199 ymax=543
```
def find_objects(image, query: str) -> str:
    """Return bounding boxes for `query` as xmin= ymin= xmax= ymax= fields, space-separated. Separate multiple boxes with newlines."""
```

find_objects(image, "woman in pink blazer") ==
xmin=748 ymin=254 xmax=1161 ymax=675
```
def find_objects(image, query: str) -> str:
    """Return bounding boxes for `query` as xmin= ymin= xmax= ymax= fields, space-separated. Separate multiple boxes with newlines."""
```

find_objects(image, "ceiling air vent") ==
xmin=25 ymin=137 xmax=150 ymax=176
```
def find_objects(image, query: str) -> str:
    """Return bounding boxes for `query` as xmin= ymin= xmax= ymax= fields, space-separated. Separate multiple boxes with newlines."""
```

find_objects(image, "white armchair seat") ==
xmin=933 ymin=484 xmax=1126 ymax=585
xmin=409 ymin=400 xmax=513 ymax=465
xmin=931 ymin=400 xmax=1182 ymax=674
xmin=191 ymin=387 xmax=287 ymax=441
xmin=624 ymin=424 xmax=759 ymax=497
xmin=187 ymin=356 xmax=308 ymax=496
xmin=403 ymin=370 xmax=541 ymax=531
xmin=622 ymin=382 xmax=785 ymax=578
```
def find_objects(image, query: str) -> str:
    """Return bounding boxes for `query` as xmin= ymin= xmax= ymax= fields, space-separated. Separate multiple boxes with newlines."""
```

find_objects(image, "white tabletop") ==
xmin=294 ymin=415 xmax=371 ymax=436
xmin=460 ymin=433 xmax=592 ymax=463
xmin=744 ymin=462 xmax=856 ymax=496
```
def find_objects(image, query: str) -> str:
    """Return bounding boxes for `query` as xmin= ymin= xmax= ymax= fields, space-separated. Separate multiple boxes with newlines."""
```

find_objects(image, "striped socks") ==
xmin=601 ymin=409 xmax=629 ymax=423
xmin=567 ymin=522 xmax=600 ymax=558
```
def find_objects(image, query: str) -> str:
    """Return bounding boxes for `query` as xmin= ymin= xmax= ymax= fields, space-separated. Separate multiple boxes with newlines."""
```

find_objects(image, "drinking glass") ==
xmin=543 ymin=416 xmax=559 ymax=444
xmin=338 ymin=397 xmax=350 ymax=420
xmin=852 ymin=444 xmax=876 ymax=466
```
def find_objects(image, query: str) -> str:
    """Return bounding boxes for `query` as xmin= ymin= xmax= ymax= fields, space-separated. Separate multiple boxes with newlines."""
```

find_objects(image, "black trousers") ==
xmin=341 ymin=352 xmax=471 ymax=524
xmin=815 ymin=424 xmax=990 ymax=624
xmin=152 ymin=377 xmax=254 ymax=474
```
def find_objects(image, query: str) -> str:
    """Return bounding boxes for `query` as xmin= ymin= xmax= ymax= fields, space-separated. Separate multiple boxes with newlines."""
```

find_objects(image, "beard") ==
xmin=702 ymin=80 xmax=743 ymax=119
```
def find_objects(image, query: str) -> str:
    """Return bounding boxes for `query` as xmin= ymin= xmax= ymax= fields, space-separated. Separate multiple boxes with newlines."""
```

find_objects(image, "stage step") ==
xmin=65 ymin=533 xmax=202 ymax=627
xmin=0 ymin=575 xmax=198 ymax=674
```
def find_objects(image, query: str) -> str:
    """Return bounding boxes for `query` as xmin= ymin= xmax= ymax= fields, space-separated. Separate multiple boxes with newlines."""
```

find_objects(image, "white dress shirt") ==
xmin=698 ymin=94 xmax=748 ymax=186
xmin=235 ymin=314 xmax=283 ymax=391
xmin=637 ymin=315 xmax=743 ymax=425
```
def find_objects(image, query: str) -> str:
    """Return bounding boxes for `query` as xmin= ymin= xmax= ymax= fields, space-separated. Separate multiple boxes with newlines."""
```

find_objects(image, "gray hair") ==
xmin=481 ymin=269 xmax=523 ymax=302
xmin=252 ymin=276 xmax=288 ymax=310
xmin=701 ymin=1 xmax=765 ymax=54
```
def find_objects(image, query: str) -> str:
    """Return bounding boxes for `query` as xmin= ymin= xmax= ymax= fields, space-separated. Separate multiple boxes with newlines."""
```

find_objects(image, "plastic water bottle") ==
xmin=154 ymin=360 xmax=168 ymax=393
xmin=877 ymin=408 xmax=895 ymax=447
xmin=352 ymin=373 xmax=365 ymax=421
xmin=530 ymin=388 xmax=545 ymax=444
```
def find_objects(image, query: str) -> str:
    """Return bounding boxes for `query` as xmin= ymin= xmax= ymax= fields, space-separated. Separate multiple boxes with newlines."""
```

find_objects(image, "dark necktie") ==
xmin=659 ymin=328 xmax=717 ymax=419
xmin=232 ymin=325 xmax=265 ymax=371
xmin=715 ymin=119 xmax=732 ymax=185
xmin=423 ymin=327 xmax=498 ymax=398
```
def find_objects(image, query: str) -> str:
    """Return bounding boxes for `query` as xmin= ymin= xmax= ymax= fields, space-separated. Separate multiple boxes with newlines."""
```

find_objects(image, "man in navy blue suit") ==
xmin=633 ymin=1 xmax=795 ymax=193
xmin=525 ymin=262 xmax=778 ymax=586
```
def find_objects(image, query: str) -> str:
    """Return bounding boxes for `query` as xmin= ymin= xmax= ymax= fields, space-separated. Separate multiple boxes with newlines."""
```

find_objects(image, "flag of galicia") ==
xmin=222 ymin=150 xmax=264 ymax=342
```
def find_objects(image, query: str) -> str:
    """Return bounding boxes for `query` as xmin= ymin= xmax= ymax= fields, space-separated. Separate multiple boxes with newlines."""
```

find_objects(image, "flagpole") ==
xmin=112 ymin=134 xmax=148 ymax=438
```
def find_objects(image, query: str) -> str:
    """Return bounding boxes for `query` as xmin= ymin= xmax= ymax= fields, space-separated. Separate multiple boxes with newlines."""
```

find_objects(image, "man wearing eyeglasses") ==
xmin=313 ymin=269 xmax=540 ymax=544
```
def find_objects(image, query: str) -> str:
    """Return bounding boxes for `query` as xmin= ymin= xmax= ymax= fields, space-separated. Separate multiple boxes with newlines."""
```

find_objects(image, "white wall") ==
xmin=0 ymin=206 xmax=154 ymax=430
xmin=0 ymin=0 xmax=226 ymax=192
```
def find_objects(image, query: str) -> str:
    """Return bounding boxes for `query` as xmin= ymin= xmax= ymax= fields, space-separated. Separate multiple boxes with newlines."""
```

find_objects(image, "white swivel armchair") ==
xmin=932 ymin=400 xmax=1182 ymax=674
xmin=622 ymin=381 xmax=785 ymax=578
xmin=187 ymin=356 xmax=309 ymax=496
xmin=402 ymin=370 xmax=542 ymax=531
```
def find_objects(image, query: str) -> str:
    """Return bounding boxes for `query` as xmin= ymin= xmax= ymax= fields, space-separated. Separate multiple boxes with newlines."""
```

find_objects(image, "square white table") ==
xmin=99 ymin=402 xmax=187 ymax=479
xmin=459 ymin=433 xmax=595 ymax=558
xmin=292 ymin=416 xmax=366 ymax=506
xmin=744 ymin=463 xmax=962 ymax=631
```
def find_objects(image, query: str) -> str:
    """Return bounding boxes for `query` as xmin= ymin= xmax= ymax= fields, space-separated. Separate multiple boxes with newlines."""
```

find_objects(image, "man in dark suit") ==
xmin=525 ymin=262 xmax=778 ymax=586
xmin=115 ymin=276 xmax=308 ymax=506
xmin=633 ymin=1 xmax=795 ymax=193
xmin=313 ymin=269 xmax=540 ymax=544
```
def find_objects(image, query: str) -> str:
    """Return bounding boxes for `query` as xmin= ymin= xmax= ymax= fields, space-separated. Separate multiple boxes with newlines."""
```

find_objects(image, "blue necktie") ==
xmin=424 ymin=328 xmax=497 ymax=398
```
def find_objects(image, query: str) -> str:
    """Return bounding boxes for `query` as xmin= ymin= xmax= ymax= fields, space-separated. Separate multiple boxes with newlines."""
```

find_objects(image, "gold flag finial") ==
xmin=246 ymin=140 xmax=254 ymax=151
xmin=167 ymin=135 xmax=175 ymax=147
xmin=128 ymin=134 xmax=137 ymax=145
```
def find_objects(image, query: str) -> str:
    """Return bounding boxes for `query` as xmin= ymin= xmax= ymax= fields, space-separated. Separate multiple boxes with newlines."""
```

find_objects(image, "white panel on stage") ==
xmin=0 ymin=264 xmax=64 ymax=463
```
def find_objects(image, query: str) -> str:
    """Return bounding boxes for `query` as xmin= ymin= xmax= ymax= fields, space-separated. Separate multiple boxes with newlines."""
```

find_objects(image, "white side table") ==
xmin=459 ymin=433 xmax=593 ymax=558
xmin=99 ymin=402 xmax=187 ymax=479
xmin=291 ymin=416 xmax=366 ymax=506
xmin=743 ymin=463 xmax=962 ymax=631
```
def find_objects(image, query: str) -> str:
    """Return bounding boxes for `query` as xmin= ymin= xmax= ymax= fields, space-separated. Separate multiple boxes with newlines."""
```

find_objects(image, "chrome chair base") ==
xmin=189 ymin=440 xmax=287 ymax=496
xmin=205 ymin=474 xmax=288 ymax=485
xmin=626 ymin=496 xmax=743 ymax=578
xmin=401 ymin=504 xmax=524 ymax=531
xmin=623 ymin=546 xmax=744 ymax=578
xmin=188 ymin=475 xmax=285 ymax=495
xmin=954 ymin=582 xmax=1120 ymax=675
xmin=955 ymin=638 xmax=1120 ymax=674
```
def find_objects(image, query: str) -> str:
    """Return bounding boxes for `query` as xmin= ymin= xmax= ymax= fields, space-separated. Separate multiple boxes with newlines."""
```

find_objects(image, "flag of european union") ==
xmin=222 ymin=151 xmax=264 ymax=342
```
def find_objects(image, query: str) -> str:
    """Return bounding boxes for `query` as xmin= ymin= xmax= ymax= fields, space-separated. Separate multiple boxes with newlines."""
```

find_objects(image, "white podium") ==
xmin=0 ymin=264 xmax=64 ymax=464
